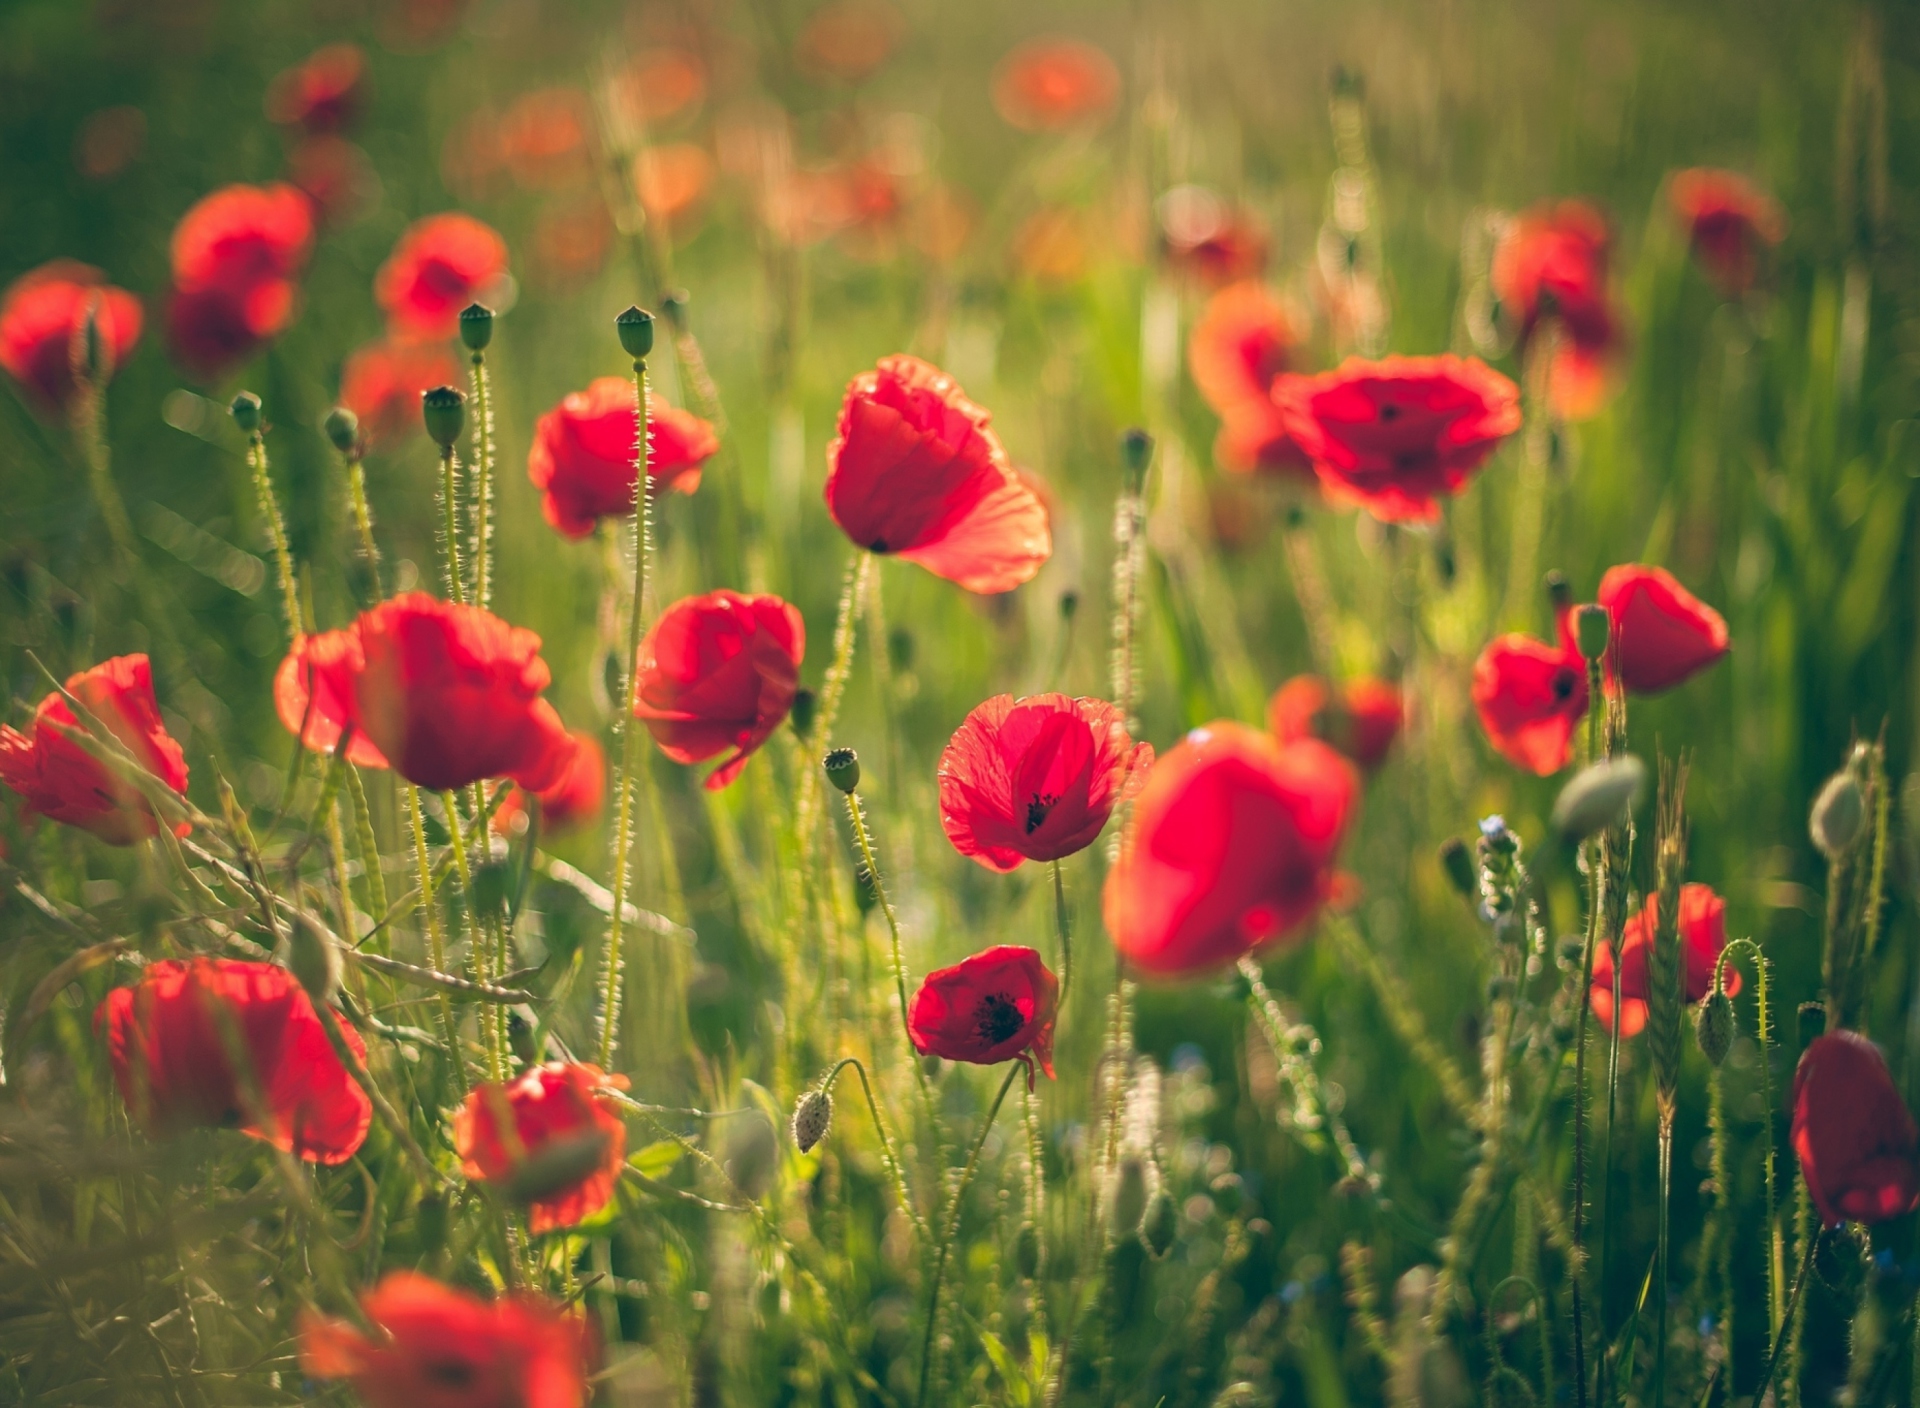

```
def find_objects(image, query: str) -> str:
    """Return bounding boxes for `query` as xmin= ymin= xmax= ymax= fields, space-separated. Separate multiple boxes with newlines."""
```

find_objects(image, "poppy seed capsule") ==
xmin=421 ymin=385 xmax=466 ymax=449
xmin=324 ymin=406 xmax=360 ymax=454
xmin=824 ymin=747 xmax=860 ymax=794
xmin=616 ymin=305 xmax=655 ymax=360
xmin=230 ymin=390 xmax=263 ymax=434
xmin=1438 ymin=837 xmax=1476 ymax=897
xmin=458 ymin=302 xmax=494 ymax=352
xmin=1696 ymin=989 xmax=1735 ymax=1066
xmin=791 ymin=1089 xmax=833 ymax=1153
xmin=1574 ymin=603 xmax=1610 ymax=663
xmin=1141 ymin=1187 xmax=1178 ymax=1258
xmin=1551 ymin=755 xmax=1646 ymax=843
xmin=287 ymin=910 xmax=343 ymax=1005
xmin=1810 ymin=770 xmax=1865 ymax=859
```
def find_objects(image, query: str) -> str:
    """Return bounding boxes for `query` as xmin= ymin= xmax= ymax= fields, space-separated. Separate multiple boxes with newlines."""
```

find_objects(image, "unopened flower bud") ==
xmin=1551 ymin=755 xmax=1646 ymax=843
xmin=1545 ymin=570 xmax=1572 ymax=612
xmin=616 ymin=305 xmax=655 ymax=360
xmin=505 ymin=1128 xmax=613 ymax=1204
xmin=324 ymin=406 xmax=361 ymax=455
xmin=459 ymin=302 xmax=495 ymax=352
xmin=1695 ymin=990 xmax=1735 ymax=1067
xmin=287 ymin=910 xmax=342 ymax=1005
xmin=1574 ymin=604 xmax=1610 ymax=663
xmin=789 ymin=688 xmax=816 ymax=738
xmin=1810 ymin=770 xmax=1865 ymax=859
xmin=1140 ymin=1187 xmax=1178 ymax=1258
xmin=791 ymin=1089 xmax=833 ymax=1153
xmin=824 ymin=747 xmax=860 ymax=794
xmin=229 ymin=391 xmax=263 ymax=435
xmin=1120 ymin=428 xmax=1153 ymax=492
xmin=1438 ymin=837 xmax=1476 ymax=898
xmin=1015 ymin=1223 xmax=1042 ymax=1279
xmin=421 ymin=385 xmax=466 ymax=449
xmin=1110 ymin=1156 xmax=1148 ymax=1239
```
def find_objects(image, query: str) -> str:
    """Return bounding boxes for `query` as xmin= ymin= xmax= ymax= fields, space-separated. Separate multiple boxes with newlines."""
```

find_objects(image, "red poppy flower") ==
xmin=990 ymin=37 xmax=1121 ymax=132
xmin=1 ymin=654 xmax=189 ymax=845
xmin=272 ymin=595 xmax=570 ymax=792
xmin=286 ymin=135 xmax=380 ymax=227
xmin=376 ymin=213 xmax=509 ymax=340
xmin=300 ymin=1272 xmax=597 ymax=1408
xmin=95 ymin=958 xmax=371 ymax=1164
xmin=454 ymin=1062 xmax=627 ymax=1234
xmin=526 ymin=377 xmax=719 ymax=538
xmin=340 ymin=337 xmax=462 ymax=450
xmin=1159 ymin=186 xmax=1268 ymax=288
xmin=495 ymin=731 xmax=605 ymax=837
xmin=1470 ymin=622 xmax=1588 ymax=775
xmin=797 ymin=0 xmax=904 ymax=81
xmin=166 ymin=183 xmax=314 ymax=379
xmin=825 ymin=355 xmax=1051 ymax=593
xmin=937 ymin=694 xmax=1151 ymax=872
xmin=635 ymin=144 xmax=715 ymax=232
xmin=633 ymin=591 xmax=804 ymax=790
xmin=611 ymin=49 xmax=708 ymax=126
xmin=1266 ymin=675 xmax=1402 ymax=773
xmin=1596 ymin=564 xmax=1729 ymax=695
xmin=1588 ymin=884 xmax=1739 ymax=1036
xmin=499 ymin=88 xmax=594 ymax=192
xmin=908 ymin=945 xmax=1058 ymax=1082
xmin=0 ymin=261 xmax=143 ymax=415
xmin=1273 ymin=355 xmax=1521 ymax=522
xmin=1791 ymin=1031 xmax=1920 ymax=1228
xmin=265 ymin=43 xmax=368 ymax=134
xmin=1187 ymin=282 xmax=1308 ymax=477
xmin=1491 ymin=199 xmax=1623 ymax=420
xmin=1104 ymin=724 xmax=1357 ymax=977
xmin=1669 ymin=168 xmax=1786 ymax=298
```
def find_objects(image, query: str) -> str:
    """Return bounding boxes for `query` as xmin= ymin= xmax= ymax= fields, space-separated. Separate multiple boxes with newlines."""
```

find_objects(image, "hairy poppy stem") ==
xmin=1754 ymin=1233 xmax=1819 ymax=1408
xmin=343 ymin=450 xmax=382 ymax=598
xmin=469 ymin=351 xmax=495 ymax=608
xmin=1711 ymin=940 xmax=1783 ymax=1360
xmin=247 ymin=428 xmax=302 ymax=647
xmin=443 ymin=790 xmax=504 ymax=1083
xmin=344 ymin=765 xmax=388 ymax=950
xmin=438 ymin=445 xmax=466 ymax=606
xmin=1050 ymin=859 xmax=1073 ymax=1002
xmin=407 ymin=785 xmax=464 ymax=1087
xmin=842 ymin=787 xmax=923 ymax=1086
xmin=820 ymin=1056 xmax=924 ymax=1238
xmin=916 ymin=1060 xmax=1021 ymax=1408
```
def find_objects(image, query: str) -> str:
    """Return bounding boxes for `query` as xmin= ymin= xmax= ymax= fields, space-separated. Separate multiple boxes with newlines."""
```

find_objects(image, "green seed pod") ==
xmin=791 ymin=1089 xmax=833 ymax=1154
xmin=823 ymin=747 xmax=860 ymax=794
xmin=1810 ymin=769 xmax=1865 ymax=859
xmin=1120 ymin=428 xmax=1153 ymax=491
xmin=504 ymin=1127 xmax=613 ymax=1205
xmin=1574 ymin=604 xmax=1611 ymax=663
xmin=458 ymin=302 xmax=495 ymax=352
xmin=1438 ymin=837 xmax=1476 ymax=898
xmin=229 ymin=391 xmax=263 ymax=435
xmin=1110 ymin=1156 xmax=1148 ymax=1240
xmin=287 ymin=910 xmax=342 ymax=1006
xmin=1695 ymin=990 xmax=1735 ymax=1067
xmin=421 ymin=385 xmax=466 ymax=449
xmin=1140 ymin=1188 xmax=1178 ymax=1258
xmin=616 ymin=305 xmax=655 ymax=360
xmin=324 ymin=406 xmax=360 ymax=454
xmin=1015 ymin=1223 xmax=1042 ymax=1279
xmin=1551 ymin=755 xmax=1646 ymax=843
xmin=789 ymin=688 xmax=816 ymax=738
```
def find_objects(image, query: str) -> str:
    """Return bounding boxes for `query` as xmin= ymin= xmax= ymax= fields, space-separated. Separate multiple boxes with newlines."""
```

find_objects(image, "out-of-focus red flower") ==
xmin=1589 ymin=883 xmax=1738 ymax=1036
xmin=286 ymin=135 xmax=379 ymax=227
xmin=273 ymin=595 xmax=570 ymax=793
xmin=1011 ymin=207 xmax=1088 ymax=284
xmin=797 ymin=0 xmax=905 ymax=82
xmin=635 ymin=143 xmax=716 ymax=230
xmin=265 ymin=43 xmax=368 ymax=134
xmin=166 ymin=183 xmax=314 ymax=379
xmin=0 ymin=261 xmax=143 ymax=415
xmin=1266 ymin=675 xmax=1402 ymax=773
xmin=499 ymin=88 xmax=594 ymax=191
xmin=339 ymin=337 xmax=461 ymax=451
xmin=495 ymin=731 xmax=605 ymax=837
xmin=1158 ymin=186 xmax=1268 ymax=287
xmin=1273 ymin=355 xmax=1521 ymax=522
xmin=75 ymin=105 xmax=147 ymax=180
xmin=1187 ymin=281 xmax=1307 ymax=477
xmin=300 ymin=1272 xmax=597 ymax=1408
xmin=1596 ymin=564 xmax=1729 ymax=695
xmin=1491 ymin=199 xmax=1623 ymax=420
xmin=611 ymin=49 xmax=708 ymax=127
xmin=633 ymin=590 xmax=805 ymax=790
xmin=825 ymin=354 xmax=1051 ymax=593
xmin=375 ymin=213 xmax=509 ymax=340
xmin=908 ymin=945 xmax=1058 ymax=1081
xmin=527 ymin=377 xmax=718 ymax=538
xmin=530 ymin=197 xmax=615 ymax=291
xmin=1470 ymin=619 xmax=1587 ymax=775
xmin=1669 ymin=168 xmax=1786 ymax=298
xmin=1104 ymin=724 xmax=1356 ymax=977
xmin=455 ymin=1062 xmax=627 ymax=1233
xmin=0 ymin=654 xmax=188 ymax=845
xmin=1792 ymin=1031 xmax=1920 ymax=1227
xmin=937 ymin=693 xmax=1151 ymax=872
xmin=910 ymin=184 xmax=976 ymax=264
xmin=96 ymin=958 xmax=370 ymax=1164
xmin=991 ymin=37 xmax=1120 ymax=132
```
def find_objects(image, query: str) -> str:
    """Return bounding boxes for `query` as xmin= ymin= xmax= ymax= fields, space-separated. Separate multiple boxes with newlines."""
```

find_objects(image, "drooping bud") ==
xmin=229 ymin=391 xmax=263 ymax=435
xmin=616 ymin=305 xmax=655 ymax=360
xmin=504 ymin=1128 xmax=613 ymax=1204
xmin=458 ymin=302 xmax=495 ymax=352
xmin=421 ymin=385 xmax=466 ymax=450
xmin=287 ymin=910 xmax=343 ymax=1005
xmin=788 ymin=688 xmax=816 ymax=739
xmin=1574 ymin=604 xmax=1610 ymax=663
xmin=824 ymin=747 xmax=860 ymax=794
xmin=1438 ymin=837 xmax=1476 ymax=898
xmin=324 ymin=406 xmax=361 ymax=455
xmin=1545 ymin=570 xmax=1572 ymax=613
xmin=1110 ymin=1155 xmax=1148 ymax=1240
xmin=1120 ymin=428 xmax=1153 ymax=493
xmin=1810 ymin=770 xmax=1865 ymax=859
xmin=791 ymin=1089 xmax=833 ymax=1153
xmin=1695 ymin=990 xmax=1735 ymax=1067
xmin=1551 ymin=755 xmax=1647 ymax=843
xmin=1140 ymin=1187 xmax=1178 ymax=1258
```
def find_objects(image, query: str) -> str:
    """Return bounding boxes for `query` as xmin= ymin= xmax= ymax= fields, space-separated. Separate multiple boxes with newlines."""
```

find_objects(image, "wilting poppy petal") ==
xmin=455 ymin=1062 xmax=627 ymax=1234
xmin=909 ymin=945 xmax=1058 ymax=1078
xmin=375 ymin=212 xmax=509 ymax=340
xmin=1792 ymin=1031 xmax=1920 ymax=1227
xmin=1596 ymin=564 xmax=1730 ymax=695
xmin=527 ymin=377 xmax=718 ymax=538
xmin=0 ymin=261 xmax=143 ymax=415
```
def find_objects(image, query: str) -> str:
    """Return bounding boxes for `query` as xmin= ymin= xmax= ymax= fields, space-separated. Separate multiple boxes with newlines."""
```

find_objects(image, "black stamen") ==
xmin=976 ymin=993 xmax=1025 ymax=1046
xmin=1024 ymin=792 xmax=1058 ymax=834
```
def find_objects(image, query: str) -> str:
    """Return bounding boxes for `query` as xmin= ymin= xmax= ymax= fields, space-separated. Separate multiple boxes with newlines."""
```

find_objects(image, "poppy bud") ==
xmin=660 ymin=289 xmax=690 ymax=329
xmin=1059 ymin=589 xmax=1079 ymax=621
xmin=458 ymin=302 xmax=494 ymax=352
xmin=789 ymin=688 xmax=816 ymax=739
xmin=1810 ymin=770 xmax=1865 ymax=859
xmin=1141 ymin=1187 xmax=1178 ymax=1258
xmin=921 ymin=1053 xmax=944 ymax=1079
xmin=1438 ymin=837 xmax=1476 ymax=898
xmin=230 ymin=390 xmax=263 ymax=435
xmin=1120 ymin=428 xmax=1153 ymax=492
xmin=287 ymin=910 xmax=343 ymax=1005
xmin=1696 ymin=989 xmax=1735 ymax=1067
xmin=616 ymin=305 xmax=655 ymax=361
xmin=1550 ymin=755 xmax=1646 ymax=843
xmin=791 ymin=1089 xmax=833 ymax=1154
xmin=1014 ymin=1223 xmax=1042 ymax=1279
xmin=824 ymin=747 xmax=860 ymax=794
xmin=1574 ymin=604 xmax=1610 ymax=663
xmin=1797 ymin=1002 xmax=1826 ymax=1046
xmin=421 ymin=385 xmax=466 ymax=449
xmin=502 ymin=1127 xmax=614 ymax=1206
xmin=1545 ymin=570 xmax=1572 ymax=612
xmin=1110 ymin=1156 xmax=1148 ymax=1239
xmin=324 ymin=406 xmax=360 ymax=454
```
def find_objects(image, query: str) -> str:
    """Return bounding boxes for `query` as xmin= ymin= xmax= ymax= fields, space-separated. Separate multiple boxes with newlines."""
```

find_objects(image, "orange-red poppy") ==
xmin=454 ymin=1062 xmax=627 ymax=1233
xmin=527 ymin=377 xmax=718 ymax=538
xmin=909 ymin=945 xmax=1058 ymax=1082
xmin=0 ymin=260 xmax=142 ymax=415
xmin=991 ymin=37 xmax=1120 ymax=132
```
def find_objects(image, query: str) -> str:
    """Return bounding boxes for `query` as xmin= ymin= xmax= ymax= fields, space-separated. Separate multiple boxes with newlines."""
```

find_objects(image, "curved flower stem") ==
xmin=406 ymin=785 xmax=464 ymax=1088
xmin=821 ymin=1056 xmax=924 ymax=1238
xmin=842 ymin=787 xmax=927 ymax=1094
xmin=247 ymin=429 xmax=301 ymax=646
xmin=469 ymin=351 xmax=495 ymax=608
xmin=917 ymin=1061 xmax=1021 ymax=1408
xmin=797 ymin=554 xmax=870 ymax=831
xmin=1051 ymin=860 xmax=1073 ymax=1003
xmin=439 ymin=445 xmax=466 ymax=606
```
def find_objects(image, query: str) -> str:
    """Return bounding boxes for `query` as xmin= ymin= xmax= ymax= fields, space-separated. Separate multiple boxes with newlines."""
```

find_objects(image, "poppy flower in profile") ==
xmin=1 ymin=654 xmax=189 ymax=845
xmin=166 ymin=183 xmax=315 ymax=379
xmin=0 ymin=261 xmax=143 ymax=415
xmin=1267 ymin=675 xmax=1402 ymax=773
xmin=634 ymin=590 xmax=805 ymax=790
xmin=797 ymin=0 xmax=905 ymax=82
xmin=340 ymin=337 xmax=462 ymax=450
xmin=265 ymin=43 xmax=368 ymax=134
xmin=991 ymin=37 xmax=1121 ymax=132
xmin=1792 ymin=1031 xmax=1920 ymax=1228
xmin=1669 ymin=168 xmax=1786 ymax=298
xmin=1588 ymin=883 xmax=1738 ymax=1036
xmin=455 ymin=1063 xmax=627 ymax=1234
xmin=96 ymin=958 xmax=371 ymax=1164
xmin=495 ymin=731 xmax=605 ymax=837
xmin=909 ymin=945 xmax=1059 ymax=1083
xmin=1596 ymin=564 xmax=1729 ymax=695
xmin=825 ymin=355 xmax=1051 ymax=593
xmin=938 ymin=694 xmax=1152 ymax=872
xmin=1470 ymin=620 xmax=1587 ymax=775
xmin=375 ymin=213 xmax=509 ymax=340
xmin=1491 ymin=199 xmax=1623 ymax=420
xmin=527 ymin=377 xmax=719 ymax=538
xmin=300 ymin=1271 xmax=597 ymax=1408
xmin=1104 ymin=724 xmax=1357 ymax=977
xmin=1187 ymin=282 xmax=1308 ymax=477
xmin=1273 ymin=354 xmax=1522 ymax=522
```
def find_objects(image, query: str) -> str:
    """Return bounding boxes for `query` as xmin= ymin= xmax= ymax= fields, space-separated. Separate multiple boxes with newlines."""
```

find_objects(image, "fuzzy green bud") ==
xmin=791 ymin=1089 xmax=833 ymax=1154
xmin=1574 ymin=604 xmax=1611 ymax=663
xmin=324 ymin=406 xmax=361 ymax=454
xmin=1141 ymin=1187 xmax=1178 ymax=1258
xmin=229 ymin=391 xmax=263 ymax=435
xmin=823 ymin=747 xmax=860 ymax=794
xmin=1110 ymin=1156 xmax=1149 ymax=1239
xmin=287 ymin=910 xmax=342 ymax=1006
xmin=1695 ymin=990 xmax=1735 ymax=1067
xmin=421 ymin=385 xmax=466 ymax=449
xmin=458 ymin=302 xmax=495 ymax=352
xmin=616 ymin=305 xmax=655 ymax=360
xmin=1810 ymin=769 xmax=1865 ymax=859
xmin=788 ymin=688 xmax=816 ymax=739
xmin=1120 ymin=428 xmax=1153 ymax=492
xmin=1551 ymin=755 xmax=1646 ymax=843
xmin=1438 ymin=837 xmax=1476 ymax=898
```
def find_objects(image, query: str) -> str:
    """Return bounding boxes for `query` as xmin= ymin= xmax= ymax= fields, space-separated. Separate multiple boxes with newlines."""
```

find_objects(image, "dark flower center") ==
xmin=975 ymin=992 xmax=1026 ymax=1047
xmin=421 ymin=1358 xmax=479 ymax=1389
xmin=870 ymin=538 xmax=890 ymax=553
xmin=1552 ymin=668 xmax=1578 ymax=702
xmin=1378 ymin=402 xmax=1401 ymax=422
xmin=1024 ymin=792 xmax=1058 ymax=834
